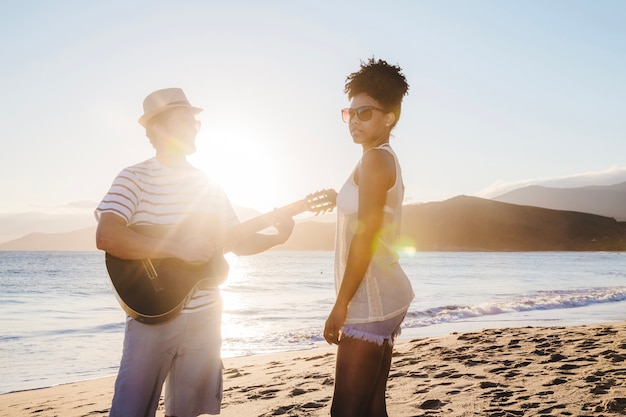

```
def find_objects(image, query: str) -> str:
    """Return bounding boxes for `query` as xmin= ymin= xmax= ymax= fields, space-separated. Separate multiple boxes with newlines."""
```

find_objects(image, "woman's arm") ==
xmin=324 ymin=149 xmax=396 ymax=344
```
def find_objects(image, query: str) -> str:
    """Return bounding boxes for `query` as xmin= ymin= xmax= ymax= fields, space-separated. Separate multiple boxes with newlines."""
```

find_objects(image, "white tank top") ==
xmin=334 ymin=144 xmax=415 ymax=323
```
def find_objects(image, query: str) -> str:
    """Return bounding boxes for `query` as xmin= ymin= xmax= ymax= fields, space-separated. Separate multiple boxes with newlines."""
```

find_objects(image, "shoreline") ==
xmin=2 ymin=322 xmax=625 ymax=416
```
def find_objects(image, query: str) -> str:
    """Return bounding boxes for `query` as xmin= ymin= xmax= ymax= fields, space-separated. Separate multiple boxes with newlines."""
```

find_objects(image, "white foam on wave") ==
xmin=404 ymin=286 xmax=626 ymax=328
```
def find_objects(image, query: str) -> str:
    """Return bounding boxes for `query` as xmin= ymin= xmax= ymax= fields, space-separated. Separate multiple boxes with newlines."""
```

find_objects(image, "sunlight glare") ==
xmin=394 ymin=236 xmax=417 ymax=256
xmin=191 ymin=124 xmax=283 ymax=212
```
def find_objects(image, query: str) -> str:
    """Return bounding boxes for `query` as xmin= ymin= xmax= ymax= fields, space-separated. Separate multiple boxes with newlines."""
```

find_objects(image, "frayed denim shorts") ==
xmin=341 ymin=312 xmax=407 ymax=347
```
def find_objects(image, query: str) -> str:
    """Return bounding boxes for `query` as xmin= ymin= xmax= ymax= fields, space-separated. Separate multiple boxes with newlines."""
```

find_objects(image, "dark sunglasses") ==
xmin=341 ymin=106 xmax=385 ymax=123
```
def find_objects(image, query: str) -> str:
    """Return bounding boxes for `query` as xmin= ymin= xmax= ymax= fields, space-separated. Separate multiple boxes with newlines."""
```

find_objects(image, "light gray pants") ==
xmin=109 ymin=291 xmax=223 ymax=417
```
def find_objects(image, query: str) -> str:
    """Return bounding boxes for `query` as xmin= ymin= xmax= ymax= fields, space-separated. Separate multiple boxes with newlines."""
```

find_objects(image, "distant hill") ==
xmin=493 ymin=182 xmax=626 ymax=221
xmin=0 ymin=221 xmax=336 ymax=252
xmin=0 ymin=227 xmax=98 ymax=251
xmin=1 ymin=196 xmax=625 ymax=251
xmin=274 ymin=221 xmax=335 ymax=251
xmin=0 ymin=212 xmax=96 ymax=244
xmin=0 ymin=205 xmax=267 ymax=245
xmin=402 ymin=196 xmax=626 ymax=251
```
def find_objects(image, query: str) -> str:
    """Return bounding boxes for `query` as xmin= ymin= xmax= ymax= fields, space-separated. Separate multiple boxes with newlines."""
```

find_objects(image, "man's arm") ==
xmin=96 ymin=212 xmax=215 ymax=263
xmin=227 ymin=213 xmax=295 ymax=256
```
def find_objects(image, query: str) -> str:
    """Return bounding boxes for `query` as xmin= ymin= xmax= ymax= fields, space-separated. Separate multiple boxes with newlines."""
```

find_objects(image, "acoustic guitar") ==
xmin=105 ymin=189 xmax=337 ymax=324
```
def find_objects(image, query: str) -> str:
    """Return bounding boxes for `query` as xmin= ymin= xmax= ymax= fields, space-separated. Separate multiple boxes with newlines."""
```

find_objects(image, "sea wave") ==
xmin=404 ymin=286 xmax=626 ymax=328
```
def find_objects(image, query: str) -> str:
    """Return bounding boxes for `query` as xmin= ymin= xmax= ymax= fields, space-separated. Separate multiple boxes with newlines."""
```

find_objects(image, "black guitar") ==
xmin=105 ymin=189 xmax=337 ymax=324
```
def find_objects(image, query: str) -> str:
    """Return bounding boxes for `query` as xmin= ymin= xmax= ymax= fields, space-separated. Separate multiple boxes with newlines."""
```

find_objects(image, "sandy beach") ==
xmin=1 ymin=322 xmax=625 ymax=416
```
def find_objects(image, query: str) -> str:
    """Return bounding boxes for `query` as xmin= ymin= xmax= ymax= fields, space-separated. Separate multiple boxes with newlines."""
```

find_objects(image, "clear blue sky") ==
xmin=1 ymin=0 xmax=624 ymax=215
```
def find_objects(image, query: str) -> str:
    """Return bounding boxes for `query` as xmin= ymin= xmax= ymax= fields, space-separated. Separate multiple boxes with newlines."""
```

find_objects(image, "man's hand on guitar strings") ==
xmin=176 ymin=236 xmax=218 ymax=264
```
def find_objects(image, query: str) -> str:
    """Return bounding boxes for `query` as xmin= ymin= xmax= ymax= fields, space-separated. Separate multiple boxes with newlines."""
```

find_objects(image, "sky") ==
xmin=1 ymin=0 xmax=625 ymax=218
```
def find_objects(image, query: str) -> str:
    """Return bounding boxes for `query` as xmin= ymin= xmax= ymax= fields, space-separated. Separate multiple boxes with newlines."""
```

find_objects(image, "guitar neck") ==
xmin=129 ymin=189 xmax=336 ymax=253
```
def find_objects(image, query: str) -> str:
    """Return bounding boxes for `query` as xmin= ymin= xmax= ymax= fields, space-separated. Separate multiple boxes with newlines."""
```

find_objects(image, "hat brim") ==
xmin=138 ymin=104 xmax=203 ymax=127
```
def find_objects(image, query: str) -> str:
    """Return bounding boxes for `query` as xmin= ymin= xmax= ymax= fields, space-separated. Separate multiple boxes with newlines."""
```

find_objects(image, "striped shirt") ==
xmin=95 ymin=157 xmax=239 ymax=313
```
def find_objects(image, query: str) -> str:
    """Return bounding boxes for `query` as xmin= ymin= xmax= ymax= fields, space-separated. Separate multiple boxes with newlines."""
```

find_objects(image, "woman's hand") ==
xmin=324 ymin=303 xmax=348 ymax=345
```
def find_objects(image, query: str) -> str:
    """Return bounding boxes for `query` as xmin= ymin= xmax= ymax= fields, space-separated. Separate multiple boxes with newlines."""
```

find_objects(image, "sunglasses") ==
xmin=341 ymin=106 xmax=386 ymax=123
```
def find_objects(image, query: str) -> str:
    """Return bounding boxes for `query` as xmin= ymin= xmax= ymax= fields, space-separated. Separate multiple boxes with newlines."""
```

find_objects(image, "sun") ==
xmin=190 ymin=124 xmax=283 ymax=213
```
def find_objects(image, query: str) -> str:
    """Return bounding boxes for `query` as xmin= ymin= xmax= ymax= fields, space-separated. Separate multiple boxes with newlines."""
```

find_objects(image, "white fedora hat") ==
xmin=138 ymin=88 xmax=203 ymax=127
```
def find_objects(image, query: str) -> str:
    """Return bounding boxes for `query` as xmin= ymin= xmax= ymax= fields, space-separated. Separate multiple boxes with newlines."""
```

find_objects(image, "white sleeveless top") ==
xmin=334 ymin=144 xmax=415 ymax=324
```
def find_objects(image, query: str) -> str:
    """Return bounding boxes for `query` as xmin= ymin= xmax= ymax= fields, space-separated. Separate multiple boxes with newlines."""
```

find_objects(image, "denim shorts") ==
xmin=341 ymin=312 xmax=406 ymax=347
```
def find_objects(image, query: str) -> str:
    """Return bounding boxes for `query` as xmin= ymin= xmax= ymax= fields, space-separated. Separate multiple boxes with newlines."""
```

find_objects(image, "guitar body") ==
xmin=105 ymin=253 xmax=229 ymax=324
xmin=105 ymin=189 xmax=336 ymax=324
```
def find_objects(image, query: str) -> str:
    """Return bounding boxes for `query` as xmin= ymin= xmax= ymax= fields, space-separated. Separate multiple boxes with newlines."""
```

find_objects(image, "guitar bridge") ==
xmin=142 ymin=259 xmax=165 ymax=292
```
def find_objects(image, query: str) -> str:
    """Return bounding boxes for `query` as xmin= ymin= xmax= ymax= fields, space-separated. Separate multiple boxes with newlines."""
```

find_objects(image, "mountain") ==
xmin=492 ymin=182 xmax=626 ymax=221
xmin=401 ymin=196 xmax=626 ymax=251
xmin=1 ymin=196 xmax=625 ymax=251
xmin=0 ymin=212 xmax=96 ymax=243
xmin=0 ymin=227 xmax=98 ymax=251
xmin=0 ymin=221 xmax=336 ymax=252
xmin=274 ymin=221 xmax=335 ymax=251
xmin=0 ymin=205 xmax=267 ymax=241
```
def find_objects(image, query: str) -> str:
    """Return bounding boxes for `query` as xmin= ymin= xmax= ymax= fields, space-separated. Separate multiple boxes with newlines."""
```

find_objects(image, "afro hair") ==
xmin=344 ymin=57 xmax=409 ymax=126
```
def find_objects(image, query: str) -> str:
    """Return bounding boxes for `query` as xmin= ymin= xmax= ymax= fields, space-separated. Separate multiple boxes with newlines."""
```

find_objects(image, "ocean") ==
xmin=1 ymin=250 xmax=625 ymax=394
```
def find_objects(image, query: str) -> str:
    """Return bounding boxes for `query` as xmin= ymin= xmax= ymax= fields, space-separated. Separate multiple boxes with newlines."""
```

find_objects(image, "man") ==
xmin=95 ymin=87 xmax=294 ymax=417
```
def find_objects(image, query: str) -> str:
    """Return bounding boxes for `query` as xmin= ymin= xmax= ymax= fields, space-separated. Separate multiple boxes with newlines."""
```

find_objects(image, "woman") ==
xmin=324 ymin=58 xmax=414 ymax=417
